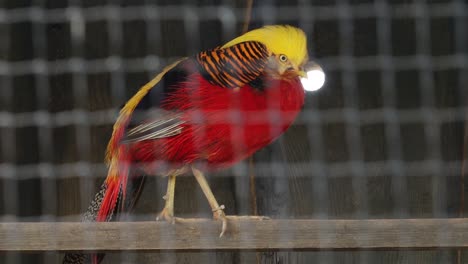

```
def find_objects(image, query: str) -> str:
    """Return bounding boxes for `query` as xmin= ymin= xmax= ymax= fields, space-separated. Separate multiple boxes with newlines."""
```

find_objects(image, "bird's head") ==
xmin=222 ymin=25 xmax=308 ymax=79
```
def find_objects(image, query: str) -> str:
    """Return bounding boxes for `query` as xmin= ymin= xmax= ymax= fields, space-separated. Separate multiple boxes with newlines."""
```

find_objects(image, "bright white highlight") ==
xmin=301 ymin=67 xmax=325 ymax=92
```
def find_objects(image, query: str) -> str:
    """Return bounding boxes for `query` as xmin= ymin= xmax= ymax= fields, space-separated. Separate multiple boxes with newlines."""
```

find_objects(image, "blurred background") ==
xmin=0 ymin=0 xmax=467 ymax=263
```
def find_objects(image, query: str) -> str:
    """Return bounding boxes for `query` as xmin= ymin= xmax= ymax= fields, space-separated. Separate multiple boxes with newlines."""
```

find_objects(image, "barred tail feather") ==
xmin=62 ymin=251 xmax=91 ymax=264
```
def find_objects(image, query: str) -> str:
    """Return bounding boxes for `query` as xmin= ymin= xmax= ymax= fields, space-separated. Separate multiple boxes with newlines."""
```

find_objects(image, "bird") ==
xmin=63 ymin=24 xmax=309 ymax=264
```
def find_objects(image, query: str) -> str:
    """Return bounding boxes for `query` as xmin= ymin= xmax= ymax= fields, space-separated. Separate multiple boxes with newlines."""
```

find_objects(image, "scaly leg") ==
xmin=192 ymin=167 xmax=227 ymax=237
xmin=156 ymin=174 xmax=176 ymax=223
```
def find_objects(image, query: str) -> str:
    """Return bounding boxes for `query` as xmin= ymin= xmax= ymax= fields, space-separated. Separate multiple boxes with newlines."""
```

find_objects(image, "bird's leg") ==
xmin=156 ymin=174 xmax=176 ymax=224
xmin=192 ymin=167 xmax=227 ymax=237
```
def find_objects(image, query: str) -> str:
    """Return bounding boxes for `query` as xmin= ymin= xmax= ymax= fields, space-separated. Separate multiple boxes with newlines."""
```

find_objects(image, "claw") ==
xmin=212 ymin=205 xmax=227 ymax=237
xmin=219 ymin=216 xmax=227 ymax=237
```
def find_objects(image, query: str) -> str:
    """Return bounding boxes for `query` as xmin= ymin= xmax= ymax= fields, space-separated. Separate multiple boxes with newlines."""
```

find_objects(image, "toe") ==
xmin=156 ymin=208 xmax=174 ymax=223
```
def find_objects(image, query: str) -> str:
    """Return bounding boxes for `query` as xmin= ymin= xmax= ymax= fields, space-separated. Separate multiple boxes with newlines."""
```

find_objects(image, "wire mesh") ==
xmin=0 ymin=0 xmax=467 ymax=263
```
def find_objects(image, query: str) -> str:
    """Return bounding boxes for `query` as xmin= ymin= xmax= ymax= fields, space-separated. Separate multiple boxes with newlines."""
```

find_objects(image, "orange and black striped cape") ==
xmin=196 ymin=41 xmax=270 ymax=89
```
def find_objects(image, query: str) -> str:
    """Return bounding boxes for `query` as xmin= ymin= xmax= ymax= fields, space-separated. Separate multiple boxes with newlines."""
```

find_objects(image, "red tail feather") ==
xmin=96 ymin=146 xmax=131 ymax=222
xmin=96 ymin=179 xmax=119 ymax=222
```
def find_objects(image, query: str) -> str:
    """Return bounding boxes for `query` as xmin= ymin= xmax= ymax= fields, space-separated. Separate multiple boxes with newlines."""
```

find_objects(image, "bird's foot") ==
xmin=156 ymin=207 xmax=176 ymax=224
xmin=212 ymin=205 xmax=227 ymax=237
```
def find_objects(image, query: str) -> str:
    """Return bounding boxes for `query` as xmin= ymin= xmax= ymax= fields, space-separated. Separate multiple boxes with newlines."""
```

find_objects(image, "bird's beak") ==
xmin=295 ymin=62 xmax=307 ymax=78
xmin=298 ymin=70 xmax=307 ymax=78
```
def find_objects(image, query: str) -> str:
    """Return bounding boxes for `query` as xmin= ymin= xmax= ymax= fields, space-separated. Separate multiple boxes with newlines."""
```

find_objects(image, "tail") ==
xmin=62 ymin=56 xmax=181 ymax=264
xmin=62 ymin=147 xmax=147 ymax=264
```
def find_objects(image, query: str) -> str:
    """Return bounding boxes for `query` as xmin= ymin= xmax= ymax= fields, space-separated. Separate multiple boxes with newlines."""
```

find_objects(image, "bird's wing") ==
xmin=196 ymin=41 xmax=271 ymax=89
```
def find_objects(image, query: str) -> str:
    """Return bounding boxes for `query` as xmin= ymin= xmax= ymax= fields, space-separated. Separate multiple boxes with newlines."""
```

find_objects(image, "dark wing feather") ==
xmin=130 ymin=59 xmax=193 ymax=113
xmin=196 ymin=41 xmax=270 ymax=88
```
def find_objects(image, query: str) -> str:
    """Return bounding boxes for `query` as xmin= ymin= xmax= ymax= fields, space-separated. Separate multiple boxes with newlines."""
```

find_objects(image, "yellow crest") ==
xmin=222 ymin=25 xmax=308 ymax=68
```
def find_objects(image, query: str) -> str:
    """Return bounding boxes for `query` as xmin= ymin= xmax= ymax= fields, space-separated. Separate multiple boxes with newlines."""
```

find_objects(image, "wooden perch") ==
xmin=0 ymin=218 xmax=467 ymax=252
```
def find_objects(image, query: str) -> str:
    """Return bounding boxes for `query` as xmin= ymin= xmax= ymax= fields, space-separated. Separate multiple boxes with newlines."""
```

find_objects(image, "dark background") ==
xmin=0 ymin=0 xmax=467 ymax=263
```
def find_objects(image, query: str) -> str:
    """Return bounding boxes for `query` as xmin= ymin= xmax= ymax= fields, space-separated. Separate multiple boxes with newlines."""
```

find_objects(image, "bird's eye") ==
xmin=279 ymin=54 xmax=288 ymax=62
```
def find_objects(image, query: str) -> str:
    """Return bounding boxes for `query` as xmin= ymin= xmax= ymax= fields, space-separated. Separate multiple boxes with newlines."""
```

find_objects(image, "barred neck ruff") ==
xmin=196 ymin=41 xmax=269 ymax=89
